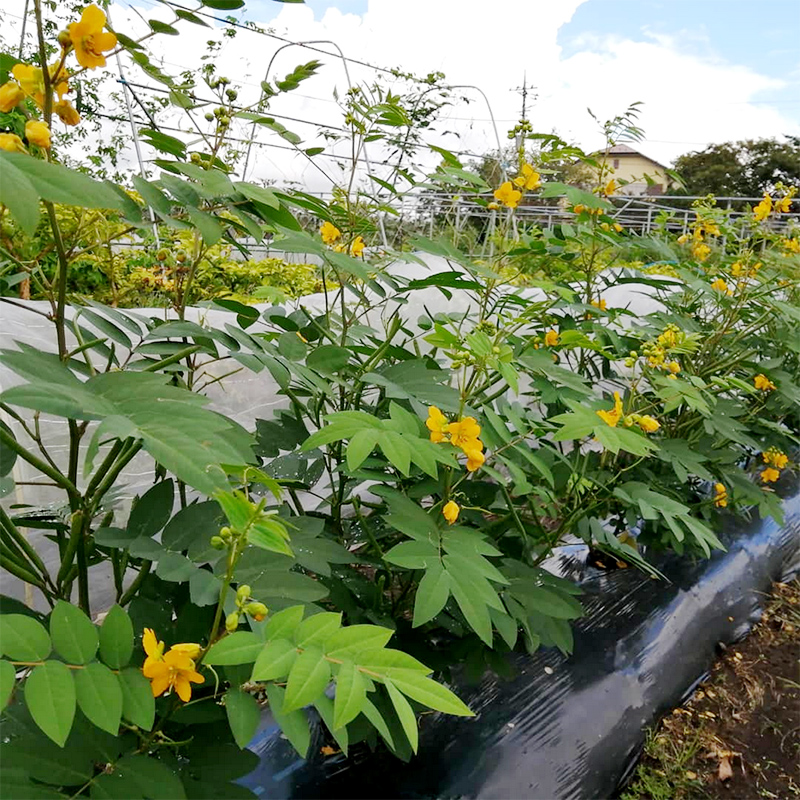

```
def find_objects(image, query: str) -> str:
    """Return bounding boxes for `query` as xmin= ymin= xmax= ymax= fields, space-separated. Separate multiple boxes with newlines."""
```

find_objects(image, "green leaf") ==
xmin=306 ymin=345 xmax=350 ymax=375
xmin=49 ymin=601 xmax=98 ymax=664
xmin=26 ymin=661 xmax=76 ymax=746
xmin=0 ymin=614 xmax=51 ymax=660
xmin=376 ymin=487 xmax=439 ymax=541
xmin=346 ymin=429 xmax=380 ymax=471
xmin=162 ymin=500 xmax=225 ymax=552
xmin=189 ymin=569 xmax=222 ymax=606
xmin=383 ymin=540 xmax=440 ymax=569
xmin=324 ymin=625 xmax=394 ymax=660
xmin=155 ymin=551 xmax=196 ymax=582
xmin=263 ymin=605 xmax=305 ymax=641
xmin=118 ymin=667 xmax=155 ymax=730
xmin=412 ymin=563 xmax=451 ymax=627
xmin=248 ymin=518 xmax=294 ymax=557
xmin=265 ymin=684 xmax=310 ymax=758
xmin=353 ymin=648 xmax=431 ymax=675
xmin=333 ymin=660 xmax=366 ymax=729
xmin=225 ymin=687 xmax=261 ymax=749
xmin=149 ymin=19 xmax=180 ymax=35
xmin=387 ymin=671 xmax=472 ymax=717
xmin=0 ymin=659 xmax=15 ymax=709
xmin=202 ymin=0 xmax=245 ymax=9
xmin=204 ymin=632 xmax=263 ymax=665
xmin=293 ymin=612 xmax=341 ymax=647
xmin=385 ymin=680 xmax=418 ymax=754
xmin=0 ymin=421 xmax=18 ymax=477
xmin=313 ymin=694 xmax=348 ymax=755
xmin=74 ymin=663 xmax=123 ymax=735
xmin=378 ymin=431 xmax=411 ymax=476
xmin=360 ymin=697 xmax=394 ymax=749
xmin=250 ymin=638 xmax=298 ymax=682
xmin=90 ymin=754 xmax=186 ymax=799
xmin=0 ymin=153 xmax=40 ymax=234
xmin=128 ymin=480 xmax=174 ymax=539
xmin=449 ymin=570 xmax=493 ymax=645
xmin=594 ymin=424 xmax=657 ymax=457
xmin=283 ymin=645 xmax=331 ymax=712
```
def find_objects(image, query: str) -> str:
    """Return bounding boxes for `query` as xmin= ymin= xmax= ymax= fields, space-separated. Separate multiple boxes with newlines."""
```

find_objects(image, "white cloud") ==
xmin=5 ymin=0 xmax=798 ymax=190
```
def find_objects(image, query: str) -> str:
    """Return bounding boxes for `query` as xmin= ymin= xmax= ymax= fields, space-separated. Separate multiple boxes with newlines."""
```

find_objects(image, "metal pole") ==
xmin=107 ymin=9 xmax=159 ymax=247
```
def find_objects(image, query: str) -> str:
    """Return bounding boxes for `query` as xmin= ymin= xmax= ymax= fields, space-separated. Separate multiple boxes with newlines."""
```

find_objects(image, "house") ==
xmin=598 ymin=144 xmax=672 ymax=196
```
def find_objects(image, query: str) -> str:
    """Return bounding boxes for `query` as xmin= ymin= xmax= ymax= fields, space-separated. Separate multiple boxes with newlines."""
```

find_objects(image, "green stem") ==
xmin=0 ymin=505 xmax=51 ymax=583
xmin=118 ymin=560 xmax=152 ymax=606
xmin=89 ymin=440 xmax=144 ymax=509
xmin=141 ymin=344 xmax=202 ymax=372
xmin=0 ymin=426 xmax=79 ymax=498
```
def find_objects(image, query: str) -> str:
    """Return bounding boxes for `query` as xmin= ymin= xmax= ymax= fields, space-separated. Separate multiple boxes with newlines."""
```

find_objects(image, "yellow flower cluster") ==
xmin=753 ymin=189 xmax=795 ymax=222
xmin=591 ymin=298 xmax=607 ymax=311
xmin=596 ymin=392 xmax=623 ymax=427
xmin=760 ymin=448 xmax=789 ymax=484
xmin=493 ymin=162 xmax=540 ymax=209
xmin=677 ymin=216 xmax=719 ymax=263
xmin=730 ymin=260 xmax=761 ymax=280
xmin=320 ymin=221 xmax=365 ymax=257
xmin=142 ymin=628 xmax=204 ymax=702
xmin=544 ymin=328 xmax=560 ymax=347
xmin=0 ymin=5 xmax=117 ymax=154
xmin=573 ymin=204 xmax=603 ymax=216
xmin=426 ymin=406 xmax=485 ymax=472
xmin=640 ymin=324 xmax=683 ymax=378
xmin=320 ymin=221 xmax=340 ymax=245
xmin=710 ymin=277 xmax=732 ymax=296
xmin=753 ymin=373 xmax=776 ymax=392
xmin=781 ymin=237 xmax=800 ymax=254
xmin=713 ymin=483 xmax=728 ymax=508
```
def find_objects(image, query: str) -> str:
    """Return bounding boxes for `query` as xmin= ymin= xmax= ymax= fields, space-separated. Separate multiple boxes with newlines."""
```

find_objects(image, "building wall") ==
xmin=607 ymin=155 xmax=669 ymax=195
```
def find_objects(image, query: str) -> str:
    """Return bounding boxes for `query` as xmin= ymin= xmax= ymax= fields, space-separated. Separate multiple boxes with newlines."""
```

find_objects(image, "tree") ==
xmin=673 ymin=138 xmax=800 ymax=197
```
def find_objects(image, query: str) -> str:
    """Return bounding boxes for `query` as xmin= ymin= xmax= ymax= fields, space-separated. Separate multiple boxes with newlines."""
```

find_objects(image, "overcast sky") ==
xmin=6 ymin=0 xmax=800 ymax=192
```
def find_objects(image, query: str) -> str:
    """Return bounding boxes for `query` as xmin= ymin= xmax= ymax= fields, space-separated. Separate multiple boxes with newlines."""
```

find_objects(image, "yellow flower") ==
xmin=11 ymin=63 xmax=69 ymax=108
xmin=25 ymin=120 xmax=50 ymax=149
xmin=68 ymin=5 xmax=118 ymax=70
xmin=782 ymin=238 xmax=800 ymax=254
xmin=613 ymin=222 xmax=623 ymax=232
xmin=667 ymin=361 xmax=681 ymax=374
xmin=426 ymin=406 xmax=450 ymax=444
xmin=0 ymin=133 xmax=26 ymax=153
xmin=710 ymin=277 xmax=731 ymax=295
xmin=573 ymin=204 xmax=586 ymax=214
xmin=753 ymin=194 xmax=772 ymax=222
xmin=544 ymin=329 xmax=560 ymax=347
xmin=713 ymin=483 xmax=728 ymax=508
xmin=0 ymin=81 xmax=25 ymax=112
xmin=169 ymin=642 xmax=202 ymax=660
xmin=762 ymin=448 xmax=788 ymax=470
xmin=320 ymin=221 xmax=341 ymax=245
xmin=691 ymin=241 xmax=711 ymax=262
xmin=493 ymin=181 xmax=522 ymax=209
xmin=143 ymin=648 xmax=204 ymax=702
xmin=465 ymin=447 xmax=485 ymax=472
xmin=774 ymin=194 xmax=793 ymax=214
xmin=753 ymin=374 xmax=776 ymax=392
xmin=142 ymin=627 xmax=165 ymax=672
xmin=596 ymin=391 xmax=623 ymax=428
xmin=442 ymin=500 xmax=460 ymax=525
xmin=677 ymin=233 xmax=689 ymax=244
xmin=487 ymin=201 xmax=500 ymax=211
xmin=513 ymin=163 xmax=541 ymax=191
xmin=760 ymin=467 xmax=780 ymax=484
xmin=350 ymin=235 xmax=365 ymax=257
xmin=637 ymin=415 xmax=660 ymax=434
xmin=54 ymin=99 xmax=81 ymax=126
xmin=602 ymin=178 xmax=617 ymax=196
xmin=591 ymin=298 xmax=607 ymax=311
xmin=446 ymin=417 xmax=482 ymax=451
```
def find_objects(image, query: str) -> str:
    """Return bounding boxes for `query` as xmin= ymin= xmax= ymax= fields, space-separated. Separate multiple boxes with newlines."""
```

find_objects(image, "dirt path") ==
xmin=621 ymin=580 xmax=800 ymax=800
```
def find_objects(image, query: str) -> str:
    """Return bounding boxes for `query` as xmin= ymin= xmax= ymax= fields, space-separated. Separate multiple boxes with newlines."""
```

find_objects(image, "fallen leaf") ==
xmin=718 ymin=756 xmax=733 ymax=782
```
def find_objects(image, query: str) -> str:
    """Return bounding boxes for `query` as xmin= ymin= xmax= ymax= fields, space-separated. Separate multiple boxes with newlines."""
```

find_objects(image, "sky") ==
xmin=5 ymin=0 xmax=800 ymax=192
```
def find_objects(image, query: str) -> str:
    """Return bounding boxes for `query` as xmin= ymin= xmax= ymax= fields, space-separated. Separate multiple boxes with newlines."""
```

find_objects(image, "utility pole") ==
xmin=511 ymin=73 xmax=536 ymax=152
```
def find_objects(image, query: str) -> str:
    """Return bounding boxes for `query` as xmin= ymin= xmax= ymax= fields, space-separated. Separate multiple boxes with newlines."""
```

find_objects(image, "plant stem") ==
xmin=119 ymin=560 xmax=152 ymax=606
xmin=0 ymin=425 xmax=79 ymax=498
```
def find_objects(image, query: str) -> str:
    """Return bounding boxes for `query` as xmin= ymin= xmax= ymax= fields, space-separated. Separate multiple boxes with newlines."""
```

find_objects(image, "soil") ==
xmin=621 ymin=581 xmax=800 ymax=800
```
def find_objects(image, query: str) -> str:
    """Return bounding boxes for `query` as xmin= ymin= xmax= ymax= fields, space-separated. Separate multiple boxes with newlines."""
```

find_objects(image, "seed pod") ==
xmin=225 ymin=612 xmax=240 ymax=632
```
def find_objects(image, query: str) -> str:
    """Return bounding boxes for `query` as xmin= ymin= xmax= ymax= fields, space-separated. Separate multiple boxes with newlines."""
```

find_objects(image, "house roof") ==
xmin=603 ymin=143 xmax=670 ymax=170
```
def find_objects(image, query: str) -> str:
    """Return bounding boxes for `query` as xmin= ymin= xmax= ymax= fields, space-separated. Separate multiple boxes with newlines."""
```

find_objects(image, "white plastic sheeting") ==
xmin=0 ymin=254 xmax=663 ymax=610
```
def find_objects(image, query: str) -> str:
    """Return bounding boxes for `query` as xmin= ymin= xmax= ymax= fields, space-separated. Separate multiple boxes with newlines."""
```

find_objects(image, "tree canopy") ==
xmin=673 ymin=137 xmax=800 ymax=197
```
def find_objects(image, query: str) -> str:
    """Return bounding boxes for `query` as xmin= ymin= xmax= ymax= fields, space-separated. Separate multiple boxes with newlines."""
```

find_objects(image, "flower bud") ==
xmin=624 ymin=358 xmax=634 ymax=368
xmin=220 ymin=527 xmax=232 ymax=541
xmin=629 ymin=351 xmax=638 ymax=358
xmin=210 ymin=535 xmax=225 ymax=550
xmin=245 ymin=602 xmax=268 ymax=622
xmin=236 ymin=584 xmax=251 ymax=602
xmin=156 ymin=249 xmax=168 ymax=262
xmin=57 ymin=30 xmax=72 ymax=49
xmin=226 ymin=88 xmax=238 ymax=101
xmin=220 ymin=115 xmax=230 ymax=126
xmin=176 ymin=250 xmax=187 ymax=263
xmin=225 ymin=612 xmax=240 ymax=633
